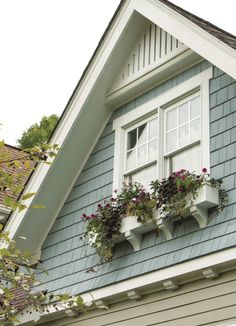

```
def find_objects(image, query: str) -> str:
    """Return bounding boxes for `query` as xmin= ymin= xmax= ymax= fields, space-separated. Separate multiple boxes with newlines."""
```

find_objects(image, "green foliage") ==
xmin=17 ymin=114 xmax=59 ymax=149
xmin=0 ymin=141 xmax=59 ymax=212
xmin=151 ymin=169 xmax=227 ymax=219
xmin=82 ymin=170 xmax=227 ymax=261
xmin=82 ymin=183 xmax=156 ymax=261
xmin=0 ymin=141 xmax=85 ymax=323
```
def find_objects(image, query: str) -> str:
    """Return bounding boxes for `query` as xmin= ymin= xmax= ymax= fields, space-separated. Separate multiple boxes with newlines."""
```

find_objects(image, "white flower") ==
xmin=88 ymin=229 xmax=98 ymax=245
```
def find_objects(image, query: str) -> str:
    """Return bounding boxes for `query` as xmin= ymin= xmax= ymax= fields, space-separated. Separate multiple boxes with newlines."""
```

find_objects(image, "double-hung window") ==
xmin=164 ymin=93 xmax=201 ymax=175
xmin=125 ymin=115 xmax=158 ymax=189
xmin=112 ymin=68 xmax=212 ymax=192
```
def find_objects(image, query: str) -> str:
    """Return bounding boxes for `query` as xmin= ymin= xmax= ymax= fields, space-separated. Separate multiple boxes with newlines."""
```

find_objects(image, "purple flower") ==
xmin=202 ymin=167 xmax=207 ymax=173
xmin=178 ymin=187 xmax=183 ymax=192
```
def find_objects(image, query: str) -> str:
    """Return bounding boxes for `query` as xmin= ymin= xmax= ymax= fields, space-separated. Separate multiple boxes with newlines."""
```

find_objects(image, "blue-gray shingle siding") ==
xmin=38 ymin=61 xmax=236 ymax=296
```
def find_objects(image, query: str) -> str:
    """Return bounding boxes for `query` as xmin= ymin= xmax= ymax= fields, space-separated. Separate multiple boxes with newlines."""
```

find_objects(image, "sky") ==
xmin=0 ymin=0 xmax=235 ymax=146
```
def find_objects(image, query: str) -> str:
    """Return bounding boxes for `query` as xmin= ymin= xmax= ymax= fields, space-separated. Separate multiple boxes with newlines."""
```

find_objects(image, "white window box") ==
xmin=115 ymin=183 xmax=219 ymax=250
xmin=114 ymin=216 xmax=157 ymax=251
xmin=155 ymin=182 xmax=219 ymax=240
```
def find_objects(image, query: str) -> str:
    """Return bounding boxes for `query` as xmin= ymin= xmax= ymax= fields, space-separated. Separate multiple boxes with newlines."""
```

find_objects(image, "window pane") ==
xmin=190 ymin=96 xmax=200 ymax=119
xmin=137 ymin=145 xmax=147 ymax=165
xmin=149 ymin=118 xmax=158 ymax=139
xmin=167 ymin=108 xmax=177 ymax=131
xmin=138 ymin=123 xmax=147 ymax=145
xmin=148 ymin=139 xmax=157 ymax=161
xmin=171 ymin=145 xmax=201 ymax=174
xmin=126 ymin=149 xmax=136 ymax=170
xmin=167 ymin=129 xmax=177 ymax=152
xmin=128 ymin=164 xmax=157 ymax=191
xmin=178 ymin=124 xmax=189 ymax=147
xmin=127 ymin=128 xmax=137 ymax=150
xmin=190 ymin=118 xmax=200 ymax=141
xmin=179 ymin=102 xmax=189 ymax=125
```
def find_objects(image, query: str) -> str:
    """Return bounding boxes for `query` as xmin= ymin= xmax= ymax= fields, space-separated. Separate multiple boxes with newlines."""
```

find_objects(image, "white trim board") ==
xmin=134 ymin=0 xmax=236 ymax=79
xmin=16 ymin=246 xmax=236 ymax=325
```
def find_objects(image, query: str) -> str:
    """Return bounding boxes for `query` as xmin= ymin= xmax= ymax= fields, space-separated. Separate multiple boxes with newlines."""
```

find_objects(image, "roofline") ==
xmin=47 ymin=0 xmax=126 ymax=145
xmin=160 ymin=0 xmax=236 ymax=45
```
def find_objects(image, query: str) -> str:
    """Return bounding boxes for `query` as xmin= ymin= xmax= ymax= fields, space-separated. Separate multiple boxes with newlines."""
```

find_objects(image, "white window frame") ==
xmin=124 ymin=114 xmax=158 ymax=176
xmin=112 ymin=68 xmax=212 ymax=192
xmin=164 ymin=91 xmax=202 ymax=175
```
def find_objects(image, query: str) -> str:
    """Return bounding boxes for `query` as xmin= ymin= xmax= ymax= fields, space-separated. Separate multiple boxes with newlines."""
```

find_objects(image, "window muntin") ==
xmin=165 ymin=94 xmax=201 ymax=154
xmin=112 ymin=68 xmax=212 ymax=192
xmin=125 ymin=116 xmax=158 ymax=173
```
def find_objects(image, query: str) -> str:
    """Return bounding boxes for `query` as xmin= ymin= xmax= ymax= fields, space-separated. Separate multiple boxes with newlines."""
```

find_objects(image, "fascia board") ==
xmin=133 ymin=0 xmax=236 ymax=79
xmin=4 ymin=0 xmax=135 ymax=247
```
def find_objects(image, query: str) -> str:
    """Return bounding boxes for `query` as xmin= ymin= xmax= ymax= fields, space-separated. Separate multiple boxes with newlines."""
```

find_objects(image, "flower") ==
xmin=202 ymin=167 xmax=207 ymax=173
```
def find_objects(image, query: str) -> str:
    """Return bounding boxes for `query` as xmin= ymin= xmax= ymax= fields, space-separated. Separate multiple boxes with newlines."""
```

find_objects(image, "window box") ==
xmin=156 ymin=182 xmax=219 ymax=240
xmin=115 ymin=215 xmax=157 ymax=251
xmin=116 ymin=183 xmax=219 ymax=249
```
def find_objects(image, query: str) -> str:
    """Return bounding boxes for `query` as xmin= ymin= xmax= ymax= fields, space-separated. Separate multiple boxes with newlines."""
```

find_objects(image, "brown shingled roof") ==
xmin=0 ymin=145 xmax=34 ymax=207
xmin=159 ymin=0 xmax=236 ymax=50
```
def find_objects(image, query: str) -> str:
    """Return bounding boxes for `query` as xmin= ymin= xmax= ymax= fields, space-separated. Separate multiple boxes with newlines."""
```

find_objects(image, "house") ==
xmin=0 ymin=144 xmax=34 ymax=223
xmin=5 ymin=0 xmax=236 ymax=324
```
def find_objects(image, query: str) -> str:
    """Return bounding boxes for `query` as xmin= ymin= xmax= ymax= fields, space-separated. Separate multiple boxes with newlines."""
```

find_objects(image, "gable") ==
xmin=35 ymin=62 xmax=236 ymax=299
xmin=5 ymin=0 xmax=236 ymax=272
xmin=109 ymin=19 xmax=187 ymax=94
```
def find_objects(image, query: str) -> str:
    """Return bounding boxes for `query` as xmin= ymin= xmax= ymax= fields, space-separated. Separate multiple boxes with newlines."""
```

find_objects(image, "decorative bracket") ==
xmin=125 ymin=230 xmax=142 ymax=251
xmin=163 ymin=279 xmax=179 ymax=290
xmin=155 ymin=216 xmax=174 ymax=240
xmin=202 ymin=267 xmax=219 ymax=279
xmin=127 ymin=290 xmax=142 ymax=300
xmin=94 ymin=300 xmax=109 ymax=310
xmin=190 ymin=205 xmax=208 ymax=228
xmin=65 ymin=308 xmax=80 ymax=317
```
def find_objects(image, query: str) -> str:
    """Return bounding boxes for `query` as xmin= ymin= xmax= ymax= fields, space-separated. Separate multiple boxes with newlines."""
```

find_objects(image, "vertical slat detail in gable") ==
xmin=109 ymin=22 xmax=187 ymax=94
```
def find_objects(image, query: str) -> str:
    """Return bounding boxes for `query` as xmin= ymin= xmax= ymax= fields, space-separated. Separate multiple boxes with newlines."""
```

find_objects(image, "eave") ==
xmin=17 ymin=246 xmax=236 ymax=325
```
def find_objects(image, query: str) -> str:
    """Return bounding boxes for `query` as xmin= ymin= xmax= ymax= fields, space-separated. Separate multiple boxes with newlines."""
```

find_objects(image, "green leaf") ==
xmin=76 ymin=296 xmax=84 ymax=307
xmin=31 ymin=204 xmax=46 ymax=209
xmin=22 ymin=192 xmax=36 ymax=200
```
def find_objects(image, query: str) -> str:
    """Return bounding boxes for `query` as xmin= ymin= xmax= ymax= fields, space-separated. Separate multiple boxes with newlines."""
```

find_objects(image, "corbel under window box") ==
xmin=114 ymin=216 xmax=158 ymax=251
xmin=115 ymin=183 xmax=219 ymax=251
xmin=156 ymin=183 xmax=219 ymax=240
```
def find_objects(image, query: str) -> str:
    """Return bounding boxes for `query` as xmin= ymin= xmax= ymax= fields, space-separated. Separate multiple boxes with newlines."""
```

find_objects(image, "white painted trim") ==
xmin=16 ymin=246 xmax=236 ymax=324
xmin=108 ymin=20 xmax=188 ymax=94
xmin=113 ymin=68 xmax=212 ymax=191
xmin=81 ymin=246 xmax=236 ymax=302
xmin=106 ymin=50 xmax=202 ymax=109
xmin=4 ymin=0 xmax=135 ymax=245
xmin=133 ymin=0 xmax=236 ymax=79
